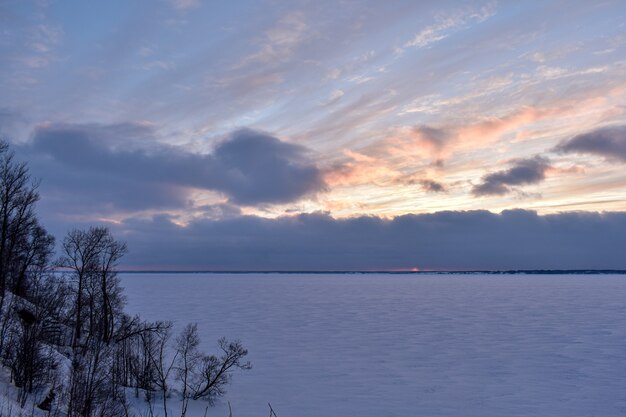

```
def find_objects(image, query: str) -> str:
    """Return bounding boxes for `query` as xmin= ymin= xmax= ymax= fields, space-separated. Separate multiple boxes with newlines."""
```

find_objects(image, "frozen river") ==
xmin=121 ymin=273 xmax=626 ymax=417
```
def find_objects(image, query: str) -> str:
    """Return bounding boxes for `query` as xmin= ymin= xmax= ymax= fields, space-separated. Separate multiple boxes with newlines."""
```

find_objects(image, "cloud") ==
xmin=556 ymin=125 xmax=626 ymax=162
xmin=327 ymin=89 xmax=344 ymax=104
xmin=20 ymin=24 xmax=64 ymax=68
xmin=412 ymin=125 xmax=452 ymax=151
xmin=0 ymin=108 xmax=29 ymax=140
xmin=384 ymin=106 xmax=558 ymax=164
xmin=404 ymin=3 xmax=495 ymax=49
xmin=472 ymin=156 xmax=551 ymax=196
xmin=419 ymin=179 xmax=446 ymax=193
xmin=210 ymin=129 xmax=326 ymax=204
xmin=394 ymin=174 xmax=447 ymax=192
xmin=382 ymin=125 xmax=454 ymax=162
xmin=102 ymin=210 xmax=626 ymax=271
xmin=323 ymin=149 xmax=400 ymax=187
xmin=457 ymin=106 xmax=557 ymax=147
xmin=238 ymin=12 xmax=308 ymax=66
xmin=169 ymin=0 xmax=200 ymax=10
xmin=21 ymin=124 xmax=325 ymax=215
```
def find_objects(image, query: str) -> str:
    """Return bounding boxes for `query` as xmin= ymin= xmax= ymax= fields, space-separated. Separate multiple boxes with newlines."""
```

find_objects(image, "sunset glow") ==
xmin=2 ymin=1 xmax=626 ymax=269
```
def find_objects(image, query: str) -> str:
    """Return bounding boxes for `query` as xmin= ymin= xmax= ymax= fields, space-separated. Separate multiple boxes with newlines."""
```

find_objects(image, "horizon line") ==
xmin=113 ymin=269 xmax=626 ymax=275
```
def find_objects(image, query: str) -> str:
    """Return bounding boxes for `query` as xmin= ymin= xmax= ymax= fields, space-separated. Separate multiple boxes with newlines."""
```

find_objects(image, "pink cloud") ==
xmin=324 ymin=150 xmax=401 ymax=187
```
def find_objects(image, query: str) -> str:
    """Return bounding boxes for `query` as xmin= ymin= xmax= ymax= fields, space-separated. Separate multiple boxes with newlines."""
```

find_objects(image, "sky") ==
xmin=2 ymin=0 xmax=626 ymax=270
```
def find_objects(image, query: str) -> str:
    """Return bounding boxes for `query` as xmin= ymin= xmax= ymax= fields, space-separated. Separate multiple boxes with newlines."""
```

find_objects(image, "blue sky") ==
xmin=2 ymin=0 xmax=626 ymax=269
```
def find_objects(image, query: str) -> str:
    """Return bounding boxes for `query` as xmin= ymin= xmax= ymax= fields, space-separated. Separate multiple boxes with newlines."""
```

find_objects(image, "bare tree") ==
xmin=0 ymin=141 xmax=40 ymax=300
xmin=57 ymin=227 xmax=134 ymax=417
xmin=96 ymin=233 xmax=127 ymax=343
xmin=58 ymin=227 xmax=126 ymax=347
xmin=4 ymin=272 xmax=64 ymax=409
xmin=145 ymin=323 xmax=176 ymax=417
xmin=191 ymin=338 xmax=251 ymax=403
xmin=174 ymin=325 xmax=251 ymax=407
xmin=11 ymin=222 xmax=55 ymax=297
xmin=58 ymin=227 xmax=108 ymax=347
xmin=7 ymin=306 xmax=56 ymax=408
xmin=0 ymin=141 xmax=43 ymax=355
xmin=112 ymin=314 xmax=171 ymax=392
xmin=66 ymin=338 xmax=126 ymax=417
xmin=175 ymin=324 xmax=202 ymax=417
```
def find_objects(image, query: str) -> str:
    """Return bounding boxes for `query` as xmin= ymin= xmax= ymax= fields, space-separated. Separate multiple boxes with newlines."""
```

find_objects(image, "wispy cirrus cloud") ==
xmin=324 ymin=150 xmax=401 ymax=188
xmin=237 ymin=12 xmax=309 ymax=67
xmin=326 ymin=89 xmax=345 ymax=104
xmin=169 ymin=0 xmax=200 ymax=10
xmin=383 ymin=106 xmax=557 ymax=162
xmin=16 ymin=23 xmax=64 ymax=69
xmin=456 ymin=106 xmax=562 ymax=148
xmin=3 ymin=0 xmax=626 ymax=224
xmin=403 ymin=2 xmax=496 ymax=49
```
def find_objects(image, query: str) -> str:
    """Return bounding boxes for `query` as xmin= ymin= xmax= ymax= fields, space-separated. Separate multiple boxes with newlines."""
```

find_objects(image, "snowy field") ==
xmin=121 ymin=273 xmax=626 ymax=417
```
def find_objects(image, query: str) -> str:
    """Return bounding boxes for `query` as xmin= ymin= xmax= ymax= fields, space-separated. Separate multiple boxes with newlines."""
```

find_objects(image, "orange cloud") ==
xmin=380 ymin=106 xmax=559 ymax=163
xmin=322 ymin=87 xmax=626 ymax=208
xmin=324 ymin=149 xmax=401 ymax=187
xmin=456 ymin=106 xmax=563 ymax=147
xmin=383 ymin=127 xmax=451 ymax=162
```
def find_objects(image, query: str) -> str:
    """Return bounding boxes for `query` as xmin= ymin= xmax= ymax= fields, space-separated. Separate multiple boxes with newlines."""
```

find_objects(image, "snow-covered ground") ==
xmin=121 ymin=273 xmax=626 ymax=417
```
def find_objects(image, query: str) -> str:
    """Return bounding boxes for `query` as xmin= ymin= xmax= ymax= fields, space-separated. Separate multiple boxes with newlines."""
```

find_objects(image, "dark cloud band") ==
xmin=111 ymin=209 xmax=626 ymax=271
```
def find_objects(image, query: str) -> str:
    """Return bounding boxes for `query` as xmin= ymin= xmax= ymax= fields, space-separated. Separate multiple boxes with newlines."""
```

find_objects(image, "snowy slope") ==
xmin=0 ymin=366 xmax=46 ymax=417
